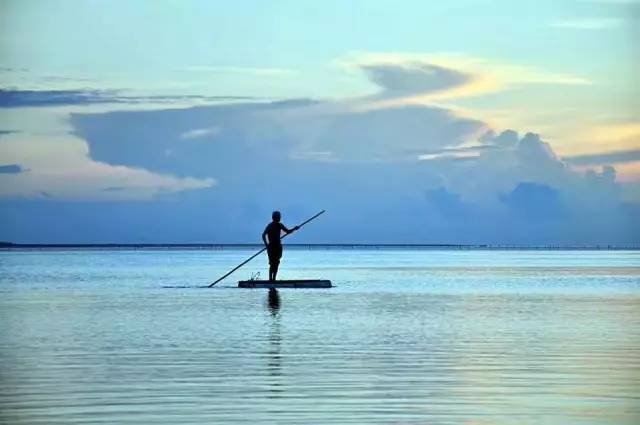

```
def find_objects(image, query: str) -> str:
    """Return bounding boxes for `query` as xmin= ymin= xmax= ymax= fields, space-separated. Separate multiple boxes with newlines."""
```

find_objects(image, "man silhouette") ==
xmin=262 ymin=211 xmax=298 ymax=281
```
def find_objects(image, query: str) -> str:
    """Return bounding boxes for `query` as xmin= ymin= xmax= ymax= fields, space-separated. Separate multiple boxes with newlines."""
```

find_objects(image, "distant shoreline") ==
xmin=1 ymin=243 xmax=638 ymax=251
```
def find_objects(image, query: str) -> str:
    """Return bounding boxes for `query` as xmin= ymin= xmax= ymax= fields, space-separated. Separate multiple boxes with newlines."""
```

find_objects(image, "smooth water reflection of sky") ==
xmin=0 ymin=249 xmax=639 ymax=424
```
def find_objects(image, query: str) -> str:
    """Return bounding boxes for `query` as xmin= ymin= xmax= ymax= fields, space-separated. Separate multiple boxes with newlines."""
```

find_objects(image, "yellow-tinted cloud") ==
xmin=560 ymin=122 xmax=640 ymax=155
xmin=339 ymin=52 xmax=591 ymax=103
xmin=573 ymin=161 xmax=640 ymax=183
xmin=0 ymin=131 xmax=215 ymax=200
xmin=608 ymin=161 xmax=640 ymax=182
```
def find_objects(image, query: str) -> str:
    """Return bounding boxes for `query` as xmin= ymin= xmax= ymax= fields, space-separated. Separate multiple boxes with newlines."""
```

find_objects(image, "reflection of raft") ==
xmin=238 ymin=279 xmax=332 ymax=289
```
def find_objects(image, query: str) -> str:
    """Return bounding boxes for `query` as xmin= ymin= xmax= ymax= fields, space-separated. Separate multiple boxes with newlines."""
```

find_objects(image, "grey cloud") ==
xmin=40 ymin=76 xmax=99 ymax=83
xmin=2 ymin=95 xmax=638 ymax=244
xmin=308 ymin=105 xmax=484 ymax=160
xmin=564 ymin=149 xmax=640 ymax=165
xmin=0 ymin=89 xmax=115 ymax=107
xmin=500 ymin=182 xmax=565 ymax=219
xmin=0 ymin=164 xmax=24 ymax=174
xmin=0 ymin=67 xmax=28 ymax=73
xmin=71 ymin=100 xmax=485 ymax=173
xmin=68 ymin=103 xmax=623 ymax=207
xmin=479 ymin=129 xmax=519 ymax=147
xmin=516 ymin=132 xmax=566 ymax=182
xmin=0 ymin=88 xmax=256 ymax=108
xmin=478 ymin=131 xmax=568 ymax=189
xmin=602 ymin=165 xmax=616 ymax=181
xmin=417 ymin=127 xmax=636 ymax=237
xmin=70 ymin=101 xmax=296 ymax=179
xmin=362 ymin=63 xmax=472 ymax=97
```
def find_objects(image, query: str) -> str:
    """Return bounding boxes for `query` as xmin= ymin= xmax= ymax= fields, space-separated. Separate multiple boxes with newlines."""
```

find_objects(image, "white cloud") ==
xmin=180 ymin=127 xmax=220 ymax=140
xmin=0 ymin=130 xmax=215 ymax=201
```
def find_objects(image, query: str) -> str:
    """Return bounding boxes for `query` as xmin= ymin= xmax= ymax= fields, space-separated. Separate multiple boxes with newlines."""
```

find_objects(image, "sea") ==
xmin=1 ymin=247 xmax=639 ymax=424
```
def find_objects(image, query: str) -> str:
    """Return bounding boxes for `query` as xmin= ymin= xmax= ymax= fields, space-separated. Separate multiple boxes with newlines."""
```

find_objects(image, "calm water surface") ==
xmin=1 ymin=249 xmax=639 ymax=424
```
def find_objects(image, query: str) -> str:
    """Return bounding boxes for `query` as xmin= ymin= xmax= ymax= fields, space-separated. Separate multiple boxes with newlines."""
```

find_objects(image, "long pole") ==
xmin=208 ymin=210 xmax=326 ymax=287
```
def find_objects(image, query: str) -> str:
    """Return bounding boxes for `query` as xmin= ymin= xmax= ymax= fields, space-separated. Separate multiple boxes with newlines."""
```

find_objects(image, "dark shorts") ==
xmin=267 ymin=244 xmax=283 ymax=265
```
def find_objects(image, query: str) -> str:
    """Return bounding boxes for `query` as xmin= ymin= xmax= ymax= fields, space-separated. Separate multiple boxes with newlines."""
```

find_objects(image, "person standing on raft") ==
xmin=262 ymin=211 xmax=299 ymax=281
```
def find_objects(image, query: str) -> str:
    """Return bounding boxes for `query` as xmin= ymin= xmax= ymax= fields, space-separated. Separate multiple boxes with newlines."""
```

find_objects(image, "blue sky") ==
xmin=0 ymin=0 xmax=638 ymax=243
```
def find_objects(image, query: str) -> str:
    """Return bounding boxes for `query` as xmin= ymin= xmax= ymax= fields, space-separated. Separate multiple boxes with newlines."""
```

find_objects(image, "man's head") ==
xmin=272 ymin=211 xmax=281 ymax=222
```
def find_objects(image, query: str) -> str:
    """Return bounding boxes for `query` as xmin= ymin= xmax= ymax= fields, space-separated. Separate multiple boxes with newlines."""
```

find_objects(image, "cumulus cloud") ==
xmin=482 ymin=129 xmax=519 ymax=147
xmin=0 ymin=60 xmax=637 ymax=243
xmin=59 ymin=91 xmax=639 ymax=244
xmin=415 ymin=130 xmax=577 ymax=201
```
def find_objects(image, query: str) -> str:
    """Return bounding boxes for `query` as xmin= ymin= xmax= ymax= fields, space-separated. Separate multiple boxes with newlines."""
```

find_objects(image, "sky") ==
xmin=0 ymin=0 xmax=639 ymax=244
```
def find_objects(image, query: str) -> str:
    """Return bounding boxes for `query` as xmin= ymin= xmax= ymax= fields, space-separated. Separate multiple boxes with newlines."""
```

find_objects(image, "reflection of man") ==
xmin=268 ymin=288 xmax=280 ymax=315
xmin=262 ymin=211 xmax=298 ymax=281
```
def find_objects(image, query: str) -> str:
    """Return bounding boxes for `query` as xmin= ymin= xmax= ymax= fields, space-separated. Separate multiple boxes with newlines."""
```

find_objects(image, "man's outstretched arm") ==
xmin=280 ymin=223 xmax=300 ymax=234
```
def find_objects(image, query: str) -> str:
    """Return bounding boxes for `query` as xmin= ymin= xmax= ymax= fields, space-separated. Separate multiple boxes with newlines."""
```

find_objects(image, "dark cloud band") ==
xmin=0 ymin=164 xmax=24 ymax=174
xmin=0 ymin=89 xmax=255 ymax=108
xmin=565 ymin=149 xmax=640 ymax=165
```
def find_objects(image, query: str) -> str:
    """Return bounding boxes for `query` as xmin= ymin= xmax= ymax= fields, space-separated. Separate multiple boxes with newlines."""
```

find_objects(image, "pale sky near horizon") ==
xmin=0 ymin=0 xmax=638 ymax=243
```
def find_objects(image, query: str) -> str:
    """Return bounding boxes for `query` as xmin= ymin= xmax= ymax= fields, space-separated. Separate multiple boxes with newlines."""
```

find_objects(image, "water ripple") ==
xmin=1 ymin=249 xmax=639 ymax=423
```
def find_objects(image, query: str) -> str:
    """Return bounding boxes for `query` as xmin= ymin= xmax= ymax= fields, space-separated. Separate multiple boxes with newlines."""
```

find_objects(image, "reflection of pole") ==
xmin=267 ymin=289 xmax=282 ymax=398
xmin=208 ymin=210 xmax=326 ymax=287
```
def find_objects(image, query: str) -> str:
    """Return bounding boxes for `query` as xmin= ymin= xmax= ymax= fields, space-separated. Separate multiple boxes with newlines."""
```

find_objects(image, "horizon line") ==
xmin=1 ymin=242 xmax=639 ymax=250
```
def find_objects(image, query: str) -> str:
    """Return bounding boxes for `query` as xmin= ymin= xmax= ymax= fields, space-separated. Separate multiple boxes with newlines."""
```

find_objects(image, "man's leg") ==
xmin=273 ymin=245 xmax=282 ymax=281
xmin=268 ymin=247 xmax=276 ymax=280
xmin=269 ymin=258 xmax=277 ymax=281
